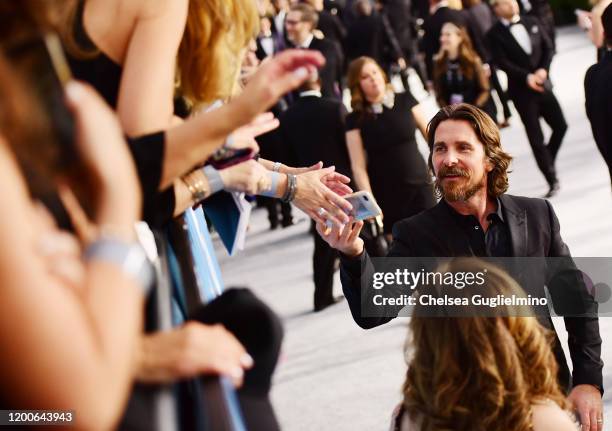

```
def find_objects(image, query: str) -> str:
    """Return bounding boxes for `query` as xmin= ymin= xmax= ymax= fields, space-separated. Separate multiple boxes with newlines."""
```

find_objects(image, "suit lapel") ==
xmin=500 ymin=194 xmax=527 ymax=256
xmin=525 ymin=17 xmax=540 ymax=65
xmin=497 ymin=22 xmax=531 ymax=65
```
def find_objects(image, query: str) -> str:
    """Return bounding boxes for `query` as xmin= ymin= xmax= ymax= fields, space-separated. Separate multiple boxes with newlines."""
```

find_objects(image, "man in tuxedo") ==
xmin=317 ymin=104 xmax=604 ymax=430
xmin=421 ymin=0 xmax=466 ymax=82
xmin=280 ymin=75 xmax=353 ymax=311
xmin=304 ymin=0 xmax=347 ymax=49
xmin=488 ymin=0 xmax=567 ymax=197
xmin=584 ymin=3 xmax=612 ymax=191
xmin=516 ymin=0 xmax=556 ymax=51
xmin=285 ymin=3 xmax=345 ymax=100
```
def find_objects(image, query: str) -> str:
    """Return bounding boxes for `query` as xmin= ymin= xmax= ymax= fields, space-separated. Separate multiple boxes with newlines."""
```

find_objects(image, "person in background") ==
xmin=584 ymin=3 xmax=612 ymax=191
xmin=421 ymin=0 xmax=467 ymax=84
xmin=285 ymin=3 xmax=345 ymax=100
xmin=461 ymin=0 xmax=512 ymax=127
xmin=487 ymin=0 xmax=567 ymax=198
xmin=433 ymin=22 xmax=496 ymax=120
xmin=345 ymin=0 xmax=407 ymax=79
xmin=304 ymin=0 xmax=347 ymax=49
xmin=280 ymin=73 xmax=353 ymax=311
xmin=577 ymin=0 xmax=612 ymax=61
xmin=345 ymin=56 xmax=434 ymax=239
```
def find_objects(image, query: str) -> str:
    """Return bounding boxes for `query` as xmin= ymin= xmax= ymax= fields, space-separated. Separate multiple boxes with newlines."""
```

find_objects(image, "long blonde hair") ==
xmin=403 ymin=258 xmax=569 ymax=431
xmin=177 ymin=0 xmax=259 ymax=106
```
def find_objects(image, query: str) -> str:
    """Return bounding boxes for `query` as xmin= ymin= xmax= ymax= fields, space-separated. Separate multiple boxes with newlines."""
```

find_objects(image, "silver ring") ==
xmin=317 ymin=207 xmax=326 ymax=216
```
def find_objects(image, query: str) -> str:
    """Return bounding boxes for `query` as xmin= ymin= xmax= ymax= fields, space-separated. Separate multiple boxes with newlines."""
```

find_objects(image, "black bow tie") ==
xmin=508 ymin=20 xmax=522 ymax=27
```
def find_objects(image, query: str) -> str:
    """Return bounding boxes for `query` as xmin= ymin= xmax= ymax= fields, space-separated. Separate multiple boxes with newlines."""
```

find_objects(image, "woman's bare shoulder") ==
xmin=531 ymin=401 xmax=578 ymax=431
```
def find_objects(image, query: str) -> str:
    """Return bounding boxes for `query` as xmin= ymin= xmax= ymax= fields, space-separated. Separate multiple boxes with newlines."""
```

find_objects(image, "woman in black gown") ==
xmin=345 ymin=56 xmax=435 ymax=237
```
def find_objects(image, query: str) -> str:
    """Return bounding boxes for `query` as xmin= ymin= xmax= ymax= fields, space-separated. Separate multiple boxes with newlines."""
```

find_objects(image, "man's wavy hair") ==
xmin=426 ymin=103 xmax=512 ymax=198
xmin=402 ymin=258 xmax=570 ymax=431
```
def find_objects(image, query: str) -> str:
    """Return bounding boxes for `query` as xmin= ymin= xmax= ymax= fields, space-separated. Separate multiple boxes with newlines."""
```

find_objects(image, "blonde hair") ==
xmin=177 ymin=0 xmax=259 ymax=106
xmin=403 ymin=258 xmax=569 ymax=431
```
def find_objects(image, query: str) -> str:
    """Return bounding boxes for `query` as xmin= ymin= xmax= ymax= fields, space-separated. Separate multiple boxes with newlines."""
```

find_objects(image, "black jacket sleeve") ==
xmin=544 ymin=200 xmax=603 ymax=392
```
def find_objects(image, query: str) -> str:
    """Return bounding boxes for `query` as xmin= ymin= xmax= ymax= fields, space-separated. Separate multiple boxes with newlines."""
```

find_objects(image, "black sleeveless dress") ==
xmin=66 ymin=1 xmax=174 ymax=227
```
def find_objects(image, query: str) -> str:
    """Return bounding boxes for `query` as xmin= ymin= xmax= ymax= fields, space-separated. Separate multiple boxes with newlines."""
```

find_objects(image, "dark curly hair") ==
xmin=426 ymin=103 xmax=512 ymax=198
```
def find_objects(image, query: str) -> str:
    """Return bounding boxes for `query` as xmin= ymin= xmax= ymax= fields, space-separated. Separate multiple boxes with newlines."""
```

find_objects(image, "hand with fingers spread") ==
xmin=315 ymin=219 xmax=365 ymax=257
xmin=321 ymin=171 xmax=353 ymax=196
xmin=568 ymin=384 xmax=603 ymax=431
xmin=293 ymin=166 xmax=353 ymax=227
xmin=136 ymin=322 xmax=253 ymax=387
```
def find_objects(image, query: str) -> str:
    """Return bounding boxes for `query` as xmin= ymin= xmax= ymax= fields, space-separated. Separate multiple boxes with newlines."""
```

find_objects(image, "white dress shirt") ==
xmin=299 ymin=33 xmax=315 ymax=49
xmin=502 ymin=15 xmax=532 ymax=55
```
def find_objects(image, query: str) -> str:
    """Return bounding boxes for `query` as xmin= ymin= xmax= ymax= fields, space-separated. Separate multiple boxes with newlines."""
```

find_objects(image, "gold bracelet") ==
xmin=181 ymin=170 xmax=209 ymax=204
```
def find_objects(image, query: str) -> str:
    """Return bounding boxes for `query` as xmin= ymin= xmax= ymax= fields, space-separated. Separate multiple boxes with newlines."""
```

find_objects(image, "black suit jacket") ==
xmin=487 ymin=16 xmax=553 ymax=96
xmin=340 ymin=194 xmax=603 ymax=391
xmin=302 ymin=37 xmax=344 ymax=99
xmin=279 ymin=94 xmax=353 ymax=183
xmin=317 ymin=9 xmax=347 ymax=46
xmin=584 ymin=50 xmax=612 ymax=169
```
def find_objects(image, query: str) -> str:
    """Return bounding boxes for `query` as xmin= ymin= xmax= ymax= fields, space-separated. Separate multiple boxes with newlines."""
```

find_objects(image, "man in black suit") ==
xmin=516 ymin=0 xmax=556 ymax=51
xmin=488 ymin=0 xmax=567 ymax=197
xmin=317 ymin=104 xmax=604 ymax=429
xmin=304 ymin=0 xmax=347 ymax=49
xmin=280 ymin=75 xmax=353 ymax=311
xmin=345 ymin=0 xmax=405 ymax=74
xmin=421 ymin=0 xmax=466 ymax=81
xmin=584 ymin=4 xmax=612 ymax=191
xmin=285 ymin=3 xmax=345 ymax=100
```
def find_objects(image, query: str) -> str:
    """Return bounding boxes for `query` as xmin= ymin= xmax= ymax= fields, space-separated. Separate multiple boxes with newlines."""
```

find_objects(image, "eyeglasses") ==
xmin=285 ymin=19 xmax=302 ymax=26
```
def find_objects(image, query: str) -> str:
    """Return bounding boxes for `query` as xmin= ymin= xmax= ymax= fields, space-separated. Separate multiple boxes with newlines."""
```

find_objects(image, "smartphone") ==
xmin=4 ymin=32 xmax=76 ymax=169
xmin=207 ymin=146 xmax=256 ymax=169
xmin=344 ymin=191 xmax=383 ymax=221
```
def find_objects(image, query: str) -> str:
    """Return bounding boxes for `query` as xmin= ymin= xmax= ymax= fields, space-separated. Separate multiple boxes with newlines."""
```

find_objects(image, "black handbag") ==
xmin=360 ymin=216 xmax=389 ymax=257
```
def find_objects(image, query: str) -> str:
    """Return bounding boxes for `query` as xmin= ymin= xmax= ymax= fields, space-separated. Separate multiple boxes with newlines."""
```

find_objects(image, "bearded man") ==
xmin=316 ymin=103 xmax=604 ymax=430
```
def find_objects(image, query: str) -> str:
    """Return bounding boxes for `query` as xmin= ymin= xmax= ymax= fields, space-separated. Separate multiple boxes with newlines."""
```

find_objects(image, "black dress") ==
xmin=434 ymin=59 xmax=497 ymax=121
xmin=345 ymin=91 xmax=434 ymax=234
xmin=66 ymin=1 xmax=174 ymax=228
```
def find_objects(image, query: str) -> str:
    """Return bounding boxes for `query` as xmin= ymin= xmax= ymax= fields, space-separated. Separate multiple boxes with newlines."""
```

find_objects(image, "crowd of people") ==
xmin=0 ymin=0 xmax=610 ymax=429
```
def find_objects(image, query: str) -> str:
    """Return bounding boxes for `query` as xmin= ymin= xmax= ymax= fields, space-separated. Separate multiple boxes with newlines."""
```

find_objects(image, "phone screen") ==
xmin=4 ymin=32 xmax=76 ymax=170
xmin=345 ymin=192 xmax=382 ymax=221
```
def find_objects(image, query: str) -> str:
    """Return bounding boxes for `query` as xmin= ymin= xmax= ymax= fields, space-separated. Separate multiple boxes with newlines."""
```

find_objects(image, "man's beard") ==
xmin=435 ymin=166 xmax=486 ymax=202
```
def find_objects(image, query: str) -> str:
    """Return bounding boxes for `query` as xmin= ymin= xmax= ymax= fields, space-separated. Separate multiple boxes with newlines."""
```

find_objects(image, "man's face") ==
xmin=431 ymin=120 xmax=493 ymax=202
xmin=285 ymin=11 xmax=312 ymax=45
xmin=493 ymin=0 xmax=518 ymax=19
